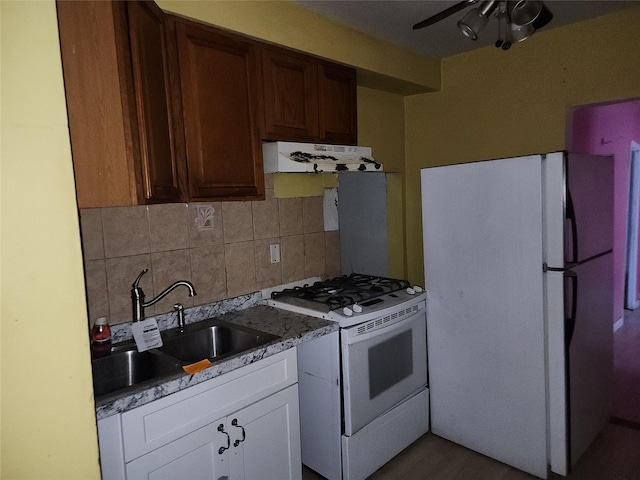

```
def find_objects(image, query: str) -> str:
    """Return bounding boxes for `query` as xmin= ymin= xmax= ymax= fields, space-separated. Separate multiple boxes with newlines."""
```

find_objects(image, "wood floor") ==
xmin=303 ymin=424 xmax=640 ymax=479
xmin=303 ymin=309 xmax=640 ymax=480
xmin=613 ymin=308 xmax=640 ymax=425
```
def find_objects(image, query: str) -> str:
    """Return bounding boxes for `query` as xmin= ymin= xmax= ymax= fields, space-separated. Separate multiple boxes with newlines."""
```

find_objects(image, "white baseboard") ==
xmin=614 ymin=316 xmax=625 ymax=332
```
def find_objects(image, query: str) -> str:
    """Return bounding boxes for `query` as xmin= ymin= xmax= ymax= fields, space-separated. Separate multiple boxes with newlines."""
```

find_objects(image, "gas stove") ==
xmin=274 ymin=273 xmax=430 ymax=479
xmin=266 ymin=273 xmax=426 ymax=328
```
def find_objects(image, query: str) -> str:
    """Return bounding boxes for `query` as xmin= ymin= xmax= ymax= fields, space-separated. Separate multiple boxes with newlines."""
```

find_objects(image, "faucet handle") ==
xmin=132 ymin=269 xmax=149 ymax=289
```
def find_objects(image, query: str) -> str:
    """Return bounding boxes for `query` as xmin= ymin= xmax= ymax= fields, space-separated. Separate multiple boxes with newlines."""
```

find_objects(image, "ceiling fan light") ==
xmin=509 ymin=22 xmax=535 ymax=42
xmin=457 ymin=8 xmax=489 ymax=40
xmin=510 ymin=0 xmax=543 ymax=26
xmin=532 ymin=4 xmax=553 ymax=29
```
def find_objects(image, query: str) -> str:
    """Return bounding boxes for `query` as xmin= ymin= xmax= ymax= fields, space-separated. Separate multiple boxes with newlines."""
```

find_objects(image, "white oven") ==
xmin=266 ymin=274 xmax=429 ymax=480
xmin=341 ymin=300 xmax=427 ymax=435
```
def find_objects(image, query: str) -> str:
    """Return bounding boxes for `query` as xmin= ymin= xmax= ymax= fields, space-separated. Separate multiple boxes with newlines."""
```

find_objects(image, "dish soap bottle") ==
xmin=91 ymin=317 xmax=112 ymax=358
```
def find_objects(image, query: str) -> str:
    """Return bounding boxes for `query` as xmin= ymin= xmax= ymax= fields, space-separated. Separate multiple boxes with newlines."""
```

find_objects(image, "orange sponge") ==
xmin=182 ymin=359 xmax=213 ymax=375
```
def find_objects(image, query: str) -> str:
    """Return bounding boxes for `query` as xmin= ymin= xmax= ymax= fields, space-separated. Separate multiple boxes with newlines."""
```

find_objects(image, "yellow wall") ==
xmin=1 ymin=1 xmax=100 ymax=478
xmin=357 ymin=86 xmax=405 ymax=174
xmin=404 ymin=6 xmax=640 ymax=285
xmin=273 ymin=174 xmax=338 ymax=198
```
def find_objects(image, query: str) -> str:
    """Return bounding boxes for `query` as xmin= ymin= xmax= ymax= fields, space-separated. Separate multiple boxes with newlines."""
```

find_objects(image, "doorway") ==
xmin=568 ymin=99 xmax=640 ymax=426
xmin=625 ymin=143 xmax=640 ymax=311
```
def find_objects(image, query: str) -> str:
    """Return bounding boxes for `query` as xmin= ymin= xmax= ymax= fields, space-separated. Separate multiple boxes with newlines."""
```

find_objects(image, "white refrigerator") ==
xmin=421 ymin=152 xmax=614 ymax=478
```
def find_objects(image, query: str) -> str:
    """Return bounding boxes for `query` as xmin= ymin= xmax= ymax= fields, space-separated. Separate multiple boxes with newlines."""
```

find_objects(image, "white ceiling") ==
xmin=294 ymin=1 xmax=639 ymax=58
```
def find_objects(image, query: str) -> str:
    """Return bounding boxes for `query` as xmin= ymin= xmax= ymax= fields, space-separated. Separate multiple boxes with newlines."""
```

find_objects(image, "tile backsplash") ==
xmin=80 ymin=179 xmax=341 ymax=326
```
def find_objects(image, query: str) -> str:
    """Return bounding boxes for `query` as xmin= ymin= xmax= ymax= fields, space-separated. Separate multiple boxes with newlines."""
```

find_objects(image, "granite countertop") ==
xmin=95 ymin=304 xmax=338 ymax=420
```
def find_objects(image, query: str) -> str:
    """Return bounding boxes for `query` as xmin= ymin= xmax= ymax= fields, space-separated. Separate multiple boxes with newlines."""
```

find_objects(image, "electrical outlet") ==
xmin=270 ymin=244 xmax=280 ymax=264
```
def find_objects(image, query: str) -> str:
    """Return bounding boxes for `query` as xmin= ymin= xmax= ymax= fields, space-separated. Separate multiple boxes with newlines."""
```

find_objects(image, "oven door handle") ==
xmin=342 ymin=311 xmax=424 ymax=346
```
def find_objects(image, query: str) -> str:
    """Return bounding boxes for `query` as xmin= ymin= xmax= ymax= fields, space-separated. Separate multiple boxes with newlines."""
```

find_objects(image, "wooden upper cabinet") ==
xmin=57 ymin=0 xmax=139 ymax=208
xmin=57 ymin=0 xmax=182 ymax=207
xmin=170 ymin=16 xmax=264 ymax=201
xmin=260 ymin=45 xmax=357 ymax=145
xmin=260 ymin=46 xmax=319 ymax=141
xmin=125 ymin=0 xmax=183 ymax=203
xmin=58 ymin=0 xmax=355 ymax=208
xmin=318 ymin=62 xmax=358 ymax=145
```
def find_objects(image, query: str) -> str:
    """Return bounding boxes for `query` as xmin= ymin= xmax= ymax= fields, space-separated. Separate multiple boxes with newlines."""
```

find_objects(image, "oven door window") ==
xmin=341 ymin=310 xmax=427 ymax=436
xmin=369 ymin=329 xmax=413 ymax=399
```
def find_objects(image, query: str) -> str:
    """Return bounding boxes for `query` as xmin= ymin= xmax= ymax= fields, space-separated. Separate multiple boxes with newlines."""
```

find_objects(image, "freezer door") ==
xmin=422 ymin=156 xmax=548 ymax=478
xmin=565 ymin=153 xmax=614 ymax=263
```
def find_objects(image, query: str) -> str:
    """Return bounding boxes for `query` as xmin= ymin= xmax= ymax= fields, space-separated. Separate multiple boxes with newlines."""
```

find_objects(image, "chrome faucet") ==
xmin=131 ymin=269 xmax=196 ymax=322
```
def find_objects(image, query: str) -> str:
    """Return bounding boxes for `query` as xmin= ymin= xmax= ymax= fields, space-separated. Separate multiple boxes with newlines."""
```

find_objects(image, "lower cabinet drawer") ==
xmin=121 ymin=348 xmax=297 ymax=462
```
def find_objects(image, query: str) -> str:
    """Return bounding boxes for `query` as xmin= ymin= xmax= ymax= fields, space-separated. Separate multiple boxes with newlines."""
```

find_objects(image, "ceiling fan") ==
xmin=413 ymin=0 xmax=553 ymax=50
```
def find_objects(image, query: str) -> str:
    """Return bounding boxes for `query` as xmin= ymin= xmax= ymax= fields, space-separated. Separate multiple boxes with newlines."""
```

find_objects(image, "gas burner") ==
xmin=271 ymin=273 xmax=409 ymax=310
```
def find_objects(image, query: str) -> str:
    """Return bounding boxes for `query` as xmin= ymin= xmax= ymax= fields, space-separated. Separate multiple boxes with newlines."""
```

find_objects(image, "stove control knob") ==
xmin=343 ymin=307 xmax=353 ymax=316
xmin=406 ymin=287 xmax=416 ymax=295
xmin=413 ymin=286 xmax=424 ymax=293
xmin=353 ymin=304 xmax=363 ymax=313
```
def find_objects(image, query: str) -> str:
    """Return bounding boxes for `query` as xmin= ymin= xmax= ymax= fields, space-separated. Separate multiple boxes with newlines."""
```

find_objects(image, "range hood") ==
xmin=263 ymin=142 xmax=382 ymax=173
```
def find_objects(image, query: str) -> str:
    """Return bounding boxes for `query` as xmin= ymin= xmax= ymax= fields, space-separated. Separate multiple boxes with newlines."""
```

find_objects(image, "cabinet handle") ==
xmin=217 ymin=423 xmax=230 ymax=454
xmin=231 ymin=418 xmax=246 ymax=447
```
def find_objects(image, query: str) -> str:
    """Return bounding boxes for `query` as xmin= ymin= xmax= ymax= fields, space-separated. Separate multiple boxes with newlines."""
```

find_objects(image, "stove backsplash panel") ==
xmin=79 ymin=180 xmax=341 ymax=326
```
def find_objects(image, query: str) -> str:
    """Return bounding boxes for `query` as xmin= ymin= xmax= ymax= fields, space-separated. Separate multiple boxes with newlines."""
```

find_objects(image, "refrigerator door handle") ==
xmin=566 ymin=190 xmax=578 ymax=264
xmin=564 ymin=270 xmax=578 ymax=347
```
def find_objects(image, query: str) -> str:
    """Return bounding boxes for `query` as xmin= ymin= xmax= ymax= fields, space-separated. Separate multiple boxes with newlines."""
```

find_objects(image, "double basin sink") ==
xmin=92 ymin=318 xmax=279 ymax=398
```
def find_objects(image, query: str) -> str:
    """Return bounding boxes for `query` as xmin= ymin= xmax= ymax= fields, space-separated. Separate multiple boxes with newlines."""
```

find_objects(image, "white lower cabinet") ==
xmin=125 ymin=385 xmax=300 ymax=480
xmin=97 ymin=348 xmax=301 ymax=480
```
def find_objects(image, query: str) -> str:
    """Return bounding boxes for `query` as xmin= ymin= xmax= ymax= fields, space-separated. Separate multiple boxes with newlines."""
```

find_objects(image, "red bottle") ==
xmin=91 ymin=317 xmax=112 ymax=358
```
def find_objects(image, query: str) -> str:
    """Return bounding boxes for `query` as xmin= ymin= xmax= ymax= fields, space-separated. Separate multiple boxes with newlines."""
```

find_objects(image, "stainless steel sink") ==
xmin=92 ymin=319 xmax=279 ymax=398
xmin=158 ymin=320 xmax=279 ymax=364
xmin=92 ymin=345 xmax=182 ymax=397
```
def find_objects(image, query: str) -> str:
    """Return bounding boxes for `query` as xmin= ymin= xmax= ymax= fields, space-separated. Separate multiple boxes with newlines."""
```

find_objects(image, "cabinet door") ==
xmin=318 ymin=62 xmax=358 ymax=145
xmin=229 ymin=385 xmax=302 ymax=480
xmin=126 ymin=0 xmax=183 ymax=203
xmin=261 ymin=47 xmax=319 ymax=141
xmin=126 ymin=422 xmax=229 ymax=480
xmin=97 ymin=414 xmax=126 ymax=480
xmin=172 ymin=17 xmax=264 ymax=201
xmin=57 ymin=0 xmax=139 ymax=208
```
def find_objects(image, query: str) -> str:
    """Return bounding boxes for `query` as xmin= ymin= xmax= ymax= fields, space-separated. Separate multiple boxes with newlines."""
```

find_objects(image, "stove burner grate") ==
xmin=271 ymin=273 xmax=409 ymax=310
